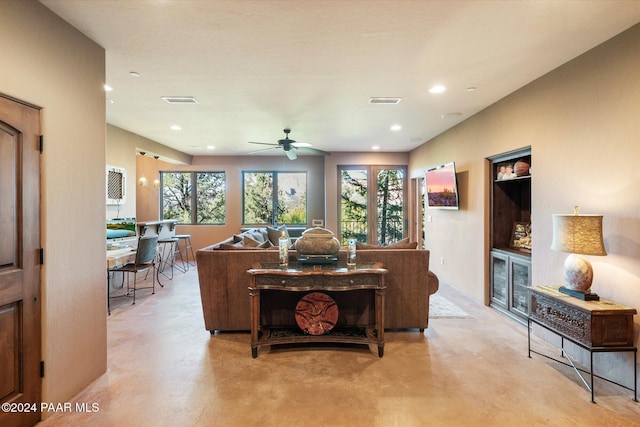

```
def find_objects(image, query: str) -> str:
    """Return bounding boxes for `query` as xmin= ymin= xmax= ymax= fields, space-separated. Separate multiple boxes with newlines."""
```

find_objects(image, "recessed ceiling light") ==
xmin=206 ymin=145 xmax=215 ymax=150
xmin=130 ymin=71 xmax=141 ymax=77
xmin=170 ymin=125 xmax=182 ymax=131
xmin=390 ymin=124 xmax=402 ymax=132
xmin=441 ymin=112 xmax=462 ymax=119
xmin=429 ymin=85 xmax=446 ymax=94
xmin=466 ymin=86 xmax=476 ymax=92
xmin=104 ymin=84 xmax=113 ymax=92
xmin=369 ymin=97 xmax=402 ymax=104
xmin=372 ymin=146 xmax=380 ymax=150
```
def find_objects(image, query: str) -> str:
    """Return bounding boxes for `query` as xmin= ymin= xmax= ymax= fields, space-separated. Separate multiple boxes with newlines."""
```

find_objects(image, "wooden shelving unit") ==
xmin=489 ymin=147 xmax=532 ymax=322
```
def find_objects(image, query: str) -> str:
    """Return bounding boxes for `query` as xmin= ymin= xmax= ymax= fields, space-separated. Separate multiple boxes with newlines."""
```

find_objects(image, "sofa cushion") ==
xmin=218 ymin=240 xmax=245 ymax=249
xmin=356 ymin=237 xmax=418 ymax=250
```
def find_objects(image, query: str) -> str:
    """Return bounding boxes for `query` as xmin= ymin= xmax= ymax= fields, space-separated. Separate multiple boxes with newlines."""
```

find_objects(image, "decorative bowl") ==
xmin=295 ymin=227 xmax=340 ymax=256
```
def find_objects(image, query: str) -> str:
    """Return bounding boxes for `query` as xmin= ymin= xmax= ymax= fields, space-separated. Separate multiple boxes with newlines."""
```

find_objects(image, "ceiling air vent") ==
xmin=369 ymin=97 xmax=402 ymax=105
xmin=161 ymin=96 xmax=199 ymax=104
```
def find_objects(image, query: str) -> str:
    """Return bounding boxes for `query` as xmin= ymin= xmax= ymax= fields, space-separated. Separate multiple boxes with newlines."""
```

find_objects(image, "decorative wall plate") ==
xmin=295 ymin=292 xmax=339 ymax=335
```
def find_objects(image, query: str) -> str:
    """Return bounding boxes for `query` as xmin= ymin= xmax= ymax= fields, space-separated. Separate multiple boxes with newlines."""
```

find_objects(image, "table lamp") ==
xmin=550 ymin=206 xmax=607 ymax=301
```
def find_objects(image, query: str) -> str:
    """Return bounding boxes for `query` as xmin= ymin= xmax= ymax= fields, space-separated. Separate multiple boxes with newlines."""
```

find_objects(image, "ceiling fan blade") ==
xmin=248 ymin=141 xmax=278 ymax=146
xmin=297 ymin=146 xmax=331 ymax=156
xmin=248 ymin=146 xmax=280 ymax=155
xmin=285 ymin=149 xmax=297 ymax=160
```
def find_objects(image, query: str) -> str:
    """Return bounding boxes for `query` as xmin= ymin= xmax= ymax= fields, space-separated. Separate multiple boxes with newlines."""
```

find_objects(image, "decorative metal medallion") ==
xmin=295 ymin=292 xmax=339 ymax=335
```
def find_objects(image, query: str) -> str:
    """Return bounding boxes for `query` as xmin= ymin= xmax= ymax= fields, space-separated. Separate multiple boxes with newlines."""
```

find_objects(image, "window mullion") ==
xmin=191 ymin=171 xmax=198 ymax=223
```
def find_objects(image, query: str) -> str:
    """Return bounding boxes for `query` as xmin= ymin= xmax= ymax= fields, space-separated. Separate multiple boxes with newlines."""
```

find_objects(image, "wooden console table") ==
xmin=528 ymin=286 xmax=637 ymax=403
xmin=247 ymin=262 xmax=387 ymax=358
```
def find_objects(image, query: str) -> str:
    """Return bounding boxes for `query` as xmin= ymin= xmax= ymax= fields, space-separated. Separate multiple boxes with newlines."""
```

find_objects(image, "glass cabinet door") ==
xmin=490 ymin=251 xmax=508 ymax=306
xmin=510 ymin=257 xmax=531 ymax=316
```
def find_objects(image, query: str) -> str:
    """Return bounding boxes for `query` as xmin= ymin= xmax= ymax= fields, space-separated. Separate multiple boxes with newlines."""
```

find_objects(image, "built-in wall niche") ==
xmin=106 ymin=165 xmax=127 ymax=205
xmin=488 ymin=147 xmax=531 ymax=323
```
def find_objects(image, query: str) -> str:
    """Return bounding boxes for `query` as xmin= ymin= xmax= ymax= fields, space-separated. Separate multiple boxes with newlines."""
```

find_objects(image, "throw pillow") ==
xmin=245 ymin=228 xmax=266 ymax=243
xmin=266 ymin=225 xmax=290 ymax=248
xmin=258 ymin=240 xmax=273 ymax=248
xmin=242 ymin=234 xmax=262 ymax=248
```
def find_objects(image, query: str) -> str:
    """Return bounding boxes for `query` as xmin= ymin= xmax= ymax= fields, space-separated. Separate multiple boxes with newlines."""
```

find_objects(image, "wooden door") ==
xmin=0 ymin=94 xmax=42 ymax=427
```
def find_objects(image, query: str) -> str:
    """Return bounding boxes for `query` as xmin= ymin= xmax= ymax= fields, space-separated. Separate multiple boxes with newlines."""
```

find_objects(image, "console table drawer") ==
xmin=322 ymin=275 xmax=379 ymax=289
xmin=254 ymin=275 xmax=313 ymax=288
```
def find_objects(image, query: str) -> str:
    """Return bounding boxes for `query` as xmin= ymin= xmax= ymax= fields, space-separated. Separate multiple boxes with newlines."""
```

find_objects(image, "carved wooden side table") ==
xmin=528 ymin=285 xmax=637 ymax=403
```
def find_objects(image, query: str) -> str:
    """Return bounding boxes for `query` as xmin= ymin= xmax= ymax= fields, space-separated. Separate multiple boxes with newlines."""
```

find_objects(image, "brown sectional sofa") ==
xmin=196 ymin=228 xmax=439 ymax=333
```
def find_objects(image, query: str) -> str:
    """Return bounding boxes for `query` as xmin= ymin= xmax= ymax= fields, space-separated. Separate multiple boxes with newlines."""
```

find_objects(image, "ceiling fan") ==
xmin=248 ymin=128 xmax=330 ymax=160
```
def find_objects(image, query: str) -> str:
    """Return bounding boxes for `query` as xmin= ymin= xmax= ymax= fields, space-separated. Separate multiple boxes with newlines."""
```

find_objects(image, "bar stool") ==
xmin=157 ymin=237 xmax=185 ymax=279
xmin=175 ymin=234 xmax=196 ymax=270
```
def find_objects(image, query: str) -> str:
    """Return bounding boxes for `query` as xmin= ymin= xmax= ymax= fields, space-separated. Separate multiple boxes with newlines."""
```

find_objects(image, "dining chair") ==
xmin=107 ymin=235 xmax=161 ymax=314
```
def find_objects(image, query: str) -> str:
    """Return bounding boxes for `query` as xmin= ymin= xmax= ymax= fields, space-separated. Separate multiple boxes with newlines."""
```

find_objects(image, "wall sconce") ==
xmin=138 ymin=151 xmax=148 ymax=186
xmin=153 ymin=156 xmax=161 ymax=188
xmin=551 ymin=206 xmax=607 ymax=300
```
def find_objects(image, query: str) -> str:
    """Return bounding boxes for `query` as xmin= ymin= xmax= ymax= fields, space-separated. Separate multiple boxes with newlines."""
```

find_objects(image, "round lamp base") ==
xmin=563 ymin=253 xmax=593 ymax=292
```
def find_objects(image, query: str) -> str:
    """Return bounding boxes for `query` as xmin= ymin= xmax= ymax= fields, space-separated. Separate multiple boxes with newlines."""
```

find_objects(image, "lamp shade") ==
xmin=551 ymin=214 xmax=606 ymax=256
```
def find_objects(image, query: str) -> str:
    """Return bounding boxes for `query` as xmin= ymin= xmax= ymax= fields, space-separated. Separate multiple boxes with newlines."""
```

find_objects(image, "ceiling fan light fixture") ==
xmin=285 ymin=149 xmax=297 ymax=160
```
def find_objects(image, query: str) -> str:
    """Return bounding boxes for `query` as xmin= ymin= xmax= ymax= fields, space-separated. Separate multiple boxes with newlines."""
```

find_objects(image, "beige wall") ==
xmin=410 ymin=24 xmax=640 ymax=384
xmin=0 ymin=0 xmax=106 ymax=410
xmin=106 ymin=124 xmax=193 ymax=220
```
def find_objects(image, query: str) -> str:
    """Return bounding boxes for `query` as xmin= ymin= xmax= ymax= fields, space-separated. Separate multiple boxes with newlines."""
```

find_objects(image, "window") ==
xmin=339 ymin=166 xmax=407 ymax=245
xmin=243 ymin=171 xmax=307 ymax=225
xmin=161 ymin=171 xmax=226 ymax=224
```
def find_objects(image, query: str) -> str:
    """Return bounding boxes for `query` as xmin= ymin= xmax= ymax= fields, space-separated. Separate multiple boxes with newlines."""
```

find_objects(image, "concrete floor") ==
xmin=39 ymin=266 xmax=640 ymax=426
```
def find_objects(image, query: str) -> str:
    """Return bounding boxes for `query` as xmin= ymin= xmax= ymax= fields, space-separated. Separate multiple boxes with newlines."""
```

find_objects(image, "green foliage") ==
xmin=339 ymin=167 xmax=405 ymax=245
xmin=162 ymin=172 xmax=192 ymax=222
xmin=376 ymin=169 xmax=404 ymax=245
xmin=340 ymin=169 xmax=368 ymax=243
xmin=243 ymin=172 xmax=274 ymax=224
xmin=161 ymin=171 xmax=226 ymax=224
xmin=244 ymin=172 xmax=307 ymax=225
xmin=196 ymin=172 xmax=226 ymax=224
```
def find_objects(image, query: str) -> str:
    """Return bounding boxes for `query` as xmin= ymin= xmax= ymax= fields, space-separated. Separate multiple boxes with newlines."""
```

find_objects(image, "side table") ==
xmin=528 ymin=286 xmax=637 ymax=403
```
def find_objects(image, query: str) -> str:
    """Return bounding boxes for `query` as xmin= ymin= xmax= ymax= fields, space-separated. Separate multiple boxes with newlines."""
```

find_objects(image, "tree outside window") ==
xmin=161 ymin=171 xmax=225 ymax=224
xmin=243 ymin=171 xmax=307 ymax=225
xmin=339 ymin=166 xmax=406 ymax=245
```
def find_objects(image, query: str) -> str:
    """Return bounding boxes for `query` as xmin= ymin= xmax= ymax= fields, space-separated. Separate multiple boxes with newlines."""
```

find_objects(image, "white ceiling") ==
xmin=40 ymin=0 xmax=640 ymax=158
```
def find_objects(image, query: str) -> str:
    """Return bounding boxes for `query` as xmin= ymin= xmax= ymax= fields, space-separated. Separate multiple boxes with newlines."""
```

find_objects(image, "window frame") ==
xmin=338 ymin=165 xmax=408 ymax=245
xmin=241 ymin=170 xmax=308 ymax=226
